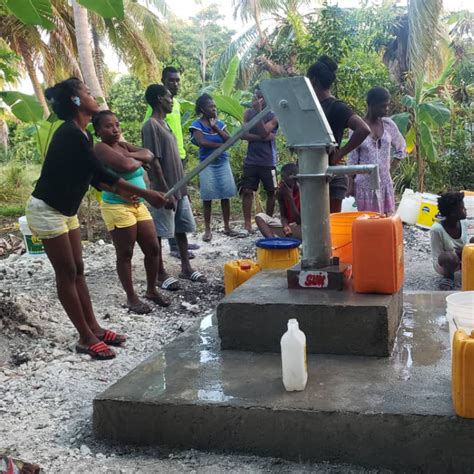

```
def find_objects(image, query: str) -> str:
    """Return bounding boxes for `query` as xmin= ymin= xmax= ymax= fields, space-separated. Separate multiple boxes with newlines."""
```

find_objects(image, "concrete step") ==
xmin=94 ymin=292 xmax=474 ymax=472
xmin=217 ymin=270 xmax=403 ymax=357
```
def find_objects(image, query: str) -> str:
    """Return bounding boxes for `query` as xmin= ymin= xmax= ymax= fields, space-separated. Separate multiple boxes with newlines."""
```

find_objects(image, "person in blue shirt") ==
xmin=190 ymin=94 xmax=238 ymax=241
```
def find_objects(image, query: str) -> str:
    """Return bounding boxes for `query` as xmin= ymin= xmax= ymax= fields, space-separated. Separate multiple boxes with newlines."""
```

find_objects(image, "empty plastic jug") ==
xmin=281 ymin=319 xmax=307 ymax=392
xmin=396 ymin=189 xmax=422 ymax=225
xmin=452 ymin=329 xmax=474 ymax=418
xmin=224 ymin=259 xmax=260 ymax=295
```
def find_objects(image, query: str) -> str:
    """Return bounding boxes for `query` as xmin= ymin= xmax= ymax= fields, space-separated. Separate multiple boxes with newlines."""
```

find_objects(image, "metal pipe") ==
xmin=164 ymin=106 xmax=271 ymax=199
xmin=297 ymin=148 xmax=332 ymax=269
xmin=327 ymin=164 xmax=380 ymax=190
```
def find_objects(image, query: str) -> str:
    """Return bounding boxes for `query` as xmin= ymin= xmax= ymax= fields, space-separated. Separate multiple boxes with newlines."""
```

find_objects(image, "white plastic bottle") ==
xmin=280 ymin=319 xmax=308 ymax=391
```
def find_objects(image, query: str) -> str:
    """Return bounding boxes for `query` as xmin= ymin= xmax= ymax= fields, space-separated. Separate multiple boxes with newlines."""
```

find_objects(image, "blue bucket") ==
xmin=256 ymin=237 xmax=301 ymax=250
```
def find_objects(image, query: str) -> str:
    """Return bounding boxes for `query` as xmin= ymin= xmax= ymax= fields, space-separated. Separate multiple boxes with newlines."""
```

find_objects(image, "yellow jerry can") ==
xmin=452 ymin=329 xmax=474 ymax=418
xmin=462 ymin=244 xmax=474 ymax=291
xmin=224 ymin=259 xmax=261 ymax=295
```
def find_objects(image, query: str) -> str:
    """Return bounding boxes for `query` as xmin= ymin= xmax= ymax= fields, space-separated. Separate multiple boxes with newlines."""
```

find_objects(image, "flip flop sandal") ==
xmin=202 ymin=232 xmax=212 ymax=242
xmin=170 ymin=250 xmax=195 ymax=259
xmin=144 ymin=293 xmax=171 ymax=307
xmin=159 ymin=276 xmax=180 ymax=291
xmin=179 ymin=271 xmax=207 ymax=283
xmin=188 ymin=243 xmax=201 ymax=250
xmin=236 ymin=229 xmax=253 ymax=238
xmin=126 ymin=300 xmax=152 ymax=314
xmin=439 ymin=278 xmax=455 ymax=291
xmin=223 ymin=229 xmax=240 ymax=237
xmin=98 ymin=329 xmax=127 ymax=347
xmin=76 ymin=341 xmax=116 ymax=360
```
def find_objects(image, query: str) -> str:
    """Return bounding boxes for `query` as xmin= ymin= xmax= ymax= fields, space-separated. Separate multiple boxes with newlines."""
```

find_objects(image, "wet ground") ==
xmin=0 ymin=219 xmax=457 ymax=472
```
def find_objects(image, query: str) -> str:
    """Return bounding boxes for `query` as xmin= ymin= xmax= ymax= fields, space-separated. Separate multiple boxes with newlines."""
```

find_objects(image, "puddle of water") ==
xmin=197 ymin=388 xmax=234 ymax=402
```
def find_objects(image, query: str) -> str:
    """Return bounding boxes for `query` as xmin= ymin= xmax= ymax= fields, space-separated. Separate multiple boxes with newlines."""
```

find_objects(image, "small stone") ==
xmin=80 ymin=444 xmax=91 ymax=456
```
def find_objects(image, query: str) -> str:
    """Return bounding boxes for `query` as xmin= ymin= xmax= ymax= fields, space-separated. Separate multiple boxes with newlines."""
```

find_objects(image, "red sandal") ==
xmin=98 ymin=329 xmax=127 ymax=347
xmin=75 ymin=341 xmax=116 ymax=360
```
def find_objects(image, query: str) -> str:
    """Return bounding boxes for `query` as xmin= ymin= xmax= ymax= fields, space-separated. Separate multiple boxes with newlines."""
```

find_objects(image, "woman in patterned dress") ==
xmin=347 ymin=87 xmax=406 ymax=215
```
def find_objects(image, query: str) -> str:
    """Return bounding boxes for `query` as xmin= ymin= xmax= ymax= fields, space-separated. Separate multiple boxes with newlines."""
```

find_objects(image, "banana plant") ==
xmin=0 ymin=91 xmax=61 ymax=160
xmin=391 ymin=67 xmax=452 ymax=192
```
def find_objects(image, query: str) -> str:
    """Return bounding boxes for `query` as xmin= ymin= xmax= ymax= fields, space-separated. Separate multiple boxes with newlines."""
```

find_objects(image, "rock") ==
xmin=80 ymin=444 xmax=91 ymax=456
xmin=17 ymin=325 xmax=38 ymax=336
xmin=181 ymin=302 xmax=200 ymax=314
xmin=11 ymin=351 xmax=30 ymax=366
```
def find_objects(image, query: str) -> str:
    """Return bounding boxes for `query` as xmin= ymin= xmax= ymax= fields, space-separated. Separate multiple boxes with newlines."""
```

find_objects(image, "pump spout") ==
xmin=326 ymin=164 xmax=380 ymax=191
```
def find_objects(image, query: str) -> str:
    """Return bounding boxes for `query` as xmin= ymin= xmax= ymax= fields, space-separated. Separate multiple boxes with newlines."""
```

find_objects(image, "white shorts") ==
xmin=25 ymin=196 xmax=80 ymax=240
xmin=256 ymin=212 xmax=302 ymax=240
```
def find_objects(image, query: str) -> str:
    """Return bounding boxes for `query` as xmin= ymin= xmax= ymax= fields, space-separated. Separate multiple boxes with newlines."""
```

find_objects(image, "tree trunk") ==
xmin=19 ymin=41 xmax=49 ymax=118
xmin=92 ymin=27 xmax=106 ymax=94
xmin=50 ymin=29 xmax=83 ymax=81
xmin=254 ymin=55 xmax=297 ymax=77
xmin=72 ymin=0 xmax=107 ymax=108
xmin=415 ymin=132 xmax=425 ymax=192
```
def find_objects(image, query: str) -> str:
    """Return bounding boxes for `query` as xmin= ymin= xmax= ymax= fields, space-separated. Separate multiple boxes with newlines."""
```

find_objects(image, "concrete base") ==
xmin=217 ymin=270 xmax=403 ymax=357
xmin=94 ymin=292 xmax=474 ymax=472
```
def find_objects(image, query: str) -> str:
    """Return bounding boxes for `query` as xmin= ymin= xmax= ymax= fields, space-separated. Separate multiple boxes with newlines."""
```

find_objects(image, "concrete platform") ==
xmin=94 ymin=292 xmax=474 ymax=472
xmin=217 ymin=270 xmax=403 ymax=356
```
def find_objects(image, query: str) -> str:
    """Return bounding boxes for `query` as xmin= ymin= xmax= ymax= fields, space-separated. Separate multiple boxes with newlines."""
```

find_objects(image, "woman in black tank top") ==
xmin=307 ymin=56 xmax=370 ymax=213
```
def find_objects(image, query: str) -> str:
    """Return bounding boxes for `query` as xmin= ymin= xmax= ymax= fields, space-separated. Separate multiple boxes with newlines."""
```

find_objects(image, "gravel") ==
xmin=0 ymin=223 xmax=445 ymax=472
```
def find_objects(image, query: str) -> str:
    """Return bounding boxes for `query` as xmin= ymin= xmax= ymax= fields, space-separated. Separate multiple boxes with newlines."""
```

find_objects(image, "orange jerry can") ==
xmin=452 ymin=329 xmax=474 ymax=418
xmin=462 ymin=244 xmax=474 ymax=291
xmin=224 ymin=259 xmax=261 ymax=295
xmin=352 ymin=215 xmax=404 ymax=294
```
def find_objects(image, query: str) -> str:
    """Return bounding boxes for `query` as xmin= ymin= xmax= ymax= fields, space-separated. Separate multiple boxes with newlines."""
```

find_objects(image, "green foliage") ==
xmin=4 ymin=121 xmax=39 ymax=163
xmin=4 ymin=0 xmax=54 ymax=30
xmin=108 ymin=75 xmax=146 ymax=123
xmin=167 ymin=5 xmax=235 ymax=98
xmin=78 ymin=0 xmax=124 ymax=20
xmin=336 ymin=50 xmax=395 ymax=114
xmin=0 ymin=91 xmax=44 ymax=122
xmin=0 ymin=39 xmax=21 ymax=87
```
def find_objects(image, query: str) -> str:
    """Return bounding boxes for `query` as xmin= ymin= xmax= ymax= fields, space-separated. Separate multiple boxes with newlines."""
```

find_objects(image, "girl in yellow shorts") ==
xmin=93 ymin=110 xmax=169 ymax=314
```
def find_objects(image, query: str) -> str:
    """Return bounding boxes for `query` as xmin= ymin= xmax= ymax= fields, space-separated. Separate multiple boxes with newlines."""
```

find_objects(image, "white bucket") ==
xmin=464 ymin=195 xmax=474 ymax=219
xmin=341 ymin=196 xmax=357 ymax=213
xmin=446 ymin=291 xmax=474 ymax=348
xmin=396 ymin=189 xmax=422 ymax=225
xmin=18 ymin=216 xmax=45 ymax=255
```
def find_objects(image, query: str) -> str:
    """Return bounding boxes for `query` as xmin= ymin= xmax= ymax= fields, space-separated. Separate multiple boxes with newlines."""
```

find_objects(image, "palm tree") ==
xmin=71 ymin=0 xmax=106 ymax=103
xmin=0 ymin=1 xmax=85 ymax=116
xmin=216 ymin=0 xmax=313 ymax=87
xmin=89 ymin=0 xmax=171 ymax=87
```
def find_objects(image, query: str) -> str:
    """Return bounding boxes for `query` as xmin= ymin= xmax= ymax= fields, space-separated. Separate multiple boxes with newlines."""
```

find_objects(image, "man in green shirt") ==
xmin=144 ymin=67 xmax=199 ymax=256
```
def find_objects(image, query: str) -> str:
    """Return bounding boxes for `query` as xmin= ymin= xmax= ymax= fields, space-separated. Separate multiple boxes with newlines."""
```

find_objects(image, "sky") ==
xmin=17 ymin=0 xmax=474 ymax=94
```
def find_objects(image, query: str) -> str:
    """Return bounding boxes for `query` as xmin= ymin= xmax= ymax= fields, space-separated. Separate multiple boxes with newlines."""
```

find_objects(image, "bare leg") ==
xmin=42 ymin=231 xmax=101 ymax=347
xmin=242 ymin=188 xmax=254 ymax=232
xmin=175 ymin=232 xmax=194 ymax=275
xmin=109 ymin=225 xmax=140 ymax=307
xmin=221 ymin=199 xmax=231 ymax=233
xmin=255 ymin=215 xmax=277 ymax=238
xmin=265 ymin=190 xmax=276 ymax=217
xmin=203 ymin=200 xmax=212 ymax=241
xmin=135 ymin=220 xmax=166 ymax=300
xmin=438 ymin=251 xmax=459 ymax=279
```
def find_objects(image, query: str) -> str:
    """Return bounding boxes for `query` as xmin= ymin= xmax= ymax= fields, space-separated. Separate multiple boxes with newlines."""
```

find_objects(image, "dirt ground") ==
xmin=0 ymin=211 xmax=454 ymax=473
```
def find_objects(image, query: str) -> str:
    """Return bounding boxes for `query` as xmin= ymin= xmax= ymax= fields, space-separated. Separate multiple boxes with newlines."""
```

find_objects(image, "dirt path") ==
xmin=0 ymin=222 xmax=449 ymax=472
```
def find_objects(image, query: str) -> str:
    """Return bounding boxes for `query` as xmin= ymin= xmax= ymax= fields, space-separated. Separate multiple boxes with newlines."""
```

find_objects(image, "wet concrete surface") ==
xmin=217 ymin=270 xmax=403 ymax=356
xmin=94 ymin=291 xmax=474 ymax=471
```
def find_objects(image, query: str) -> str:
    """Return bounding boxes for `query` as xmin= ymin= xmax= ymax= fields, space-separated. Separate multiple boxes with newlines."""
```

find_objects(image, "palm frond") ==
xmin=212 ymin=24 xmax=259 ymax=81
xmin=407 ymin=0 xmax=443 ymax=80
